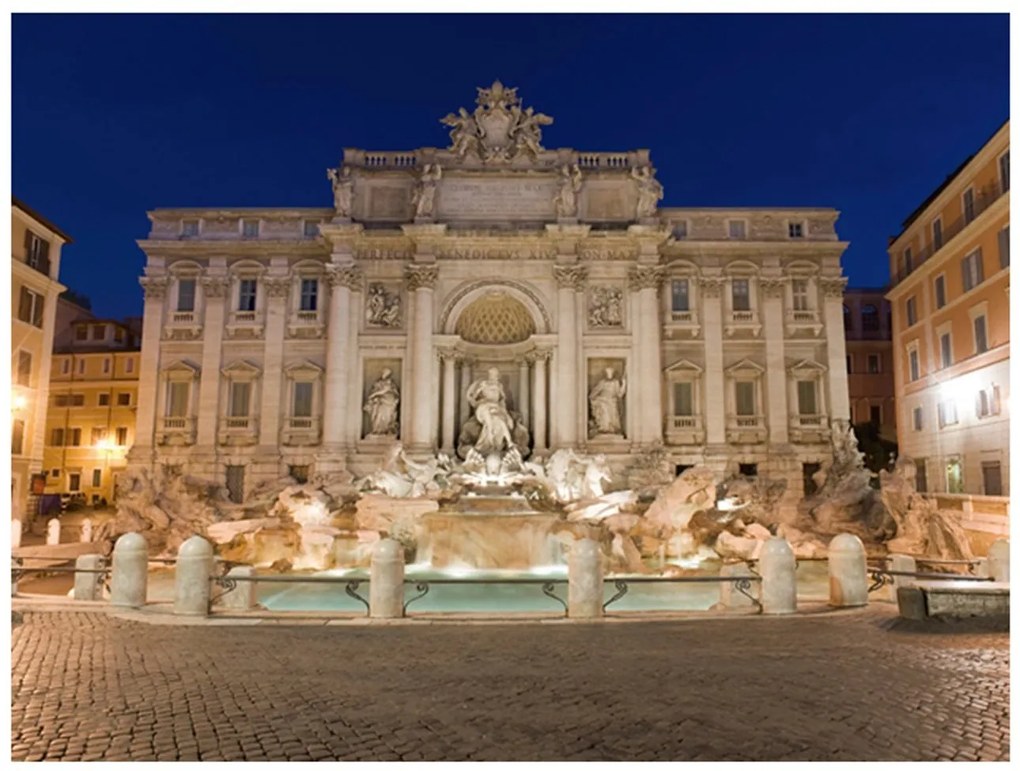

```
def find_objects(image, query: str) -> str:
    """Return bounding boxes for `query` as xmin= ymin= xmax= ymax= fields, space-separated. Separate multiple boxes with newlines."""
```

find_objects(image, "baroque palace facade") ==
xmin=130 ymin=83 xmax=851 ymax=509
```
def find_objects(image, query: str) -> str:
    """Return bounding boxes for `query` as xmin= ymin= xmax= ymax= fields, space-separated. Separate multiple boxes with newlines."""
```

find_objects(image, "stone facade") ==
xmin=130 ymin=83 xmax=851 ymax=512
xmin=844 ymin=288 xmax=895 ymax=441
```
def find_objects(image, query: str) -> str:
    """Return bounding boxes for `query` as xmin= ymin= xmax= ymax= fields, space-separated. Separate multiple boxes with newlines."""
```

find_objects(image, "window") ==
xmin=177 ymin=278 xmax=197 ymax=312
xmin=77 ymin=359 xmax=86 ymax=375
xmin=226 ymin=465 xmax=245 ymax=503
xmin=242 ymin=219 xmax=260 ymax=238
xmin=17 ymin=351 xmax=32 ymax=386
xmin=166 ymin=382 xmax=190 ymax=417
xmin=672 ymin=221 xmax=688 ymax=240
xmin=939 ymin=332 xmax=952 ymax=368
xmin=51 ymin=469 xmax=59 ymax=478
xmin=671 ymin=279 xmax=690 ymax=312
xmin=91 ymin=427 xmax=107 ymax=445
xmin=69 ymin=428 xmax=82 ymax=446
xmin=92 ymin=324 xmax=105 ymax=340
xmin=962 ymin=188 xmax=975 ymax=224
xmin=1000 ymin=150 xmax=1010 ymax=192
xmin=791 ymin=279 xmax=809 ymax=311
xmin=915 ymin=460 xmax=928 ymax=493
xmin=116 ymin=427 xmax=128 ymax=445
xmin=182 ymin=219 xmax=200 ymax=237
xmin=912 ymin=406 xmax=923 ymax=431
xmin=735 ymin=381 xmax=755 ymax=416
xmin=973 ymin=314 xmax=988 ymax=354
xmin=50 ymin=428 xmax=64 ymax=447
xmin=845 ymin=355 xmax=853 ymax=373
xmin=12 ymin=419 xmax=25 ymax=455
xmin=843 ymin=304 xmax=852 ymax=331
xmin=75 ymin=325 xmax=88 ymax=341
xmin=98 ymin=393 xmax=110 ymax=406
xmin=673 ymin=382 xmax=693 ymax=416
xmin=982 ymin=462 xmax=1003 ymax=496
xmin=867 ymin=354 xmax=880 ymax=374
xmin=102 ymin=358 xmax=111 ymax=374
xmin=932 ymin=218 xmax=943 ymax=250
xmin=18 ymin=287 xmax=44 ymax=327
xmin=25 ymin=231 xmax=51 ymax=274
xmin=238 ymin=279 xmax=257 ymax=311
xmin=68 ymin=473 xmax=81 ymax=492
xmin=908 ymin=348 xmax=920 ymax=382
xmin=299 ymin=279 xmax=319 ymax=312
xmin=788 ymin=222 xmax=804 ymax=238
xmin=125 ymin=358 xmax=134 ymax=374
xmin=962 ymin=249 xmax=984 ymax=291
xmin=934 ymin=275 xmax=946 ymax=308
xmin=976 ymin=385 xmax=1001 ymax=418
xmin=731 ymin=279 xmax=750 ymax=311
xmin=117 ymin=392 xmax=131 ymax=406
xmin=114 ymin=326 xmax=124 ymax=343
xmin=54 ymin=394 xmax=69 ymax=407
xmin=946 ymin=458 xmax=964 ymax=493
xmin=728 ymin=220 xmax=746 ymax=239
xmin=796 ymin=380 xmax=817 ymax=415
xmin=869 ymin=404 xmax=882 ymax=425
xmin=71 ymin=394 xmax=85 ymax=406
xmin=999 ymin=226 xmax=1010 ymax=269
xmin=61 ymin=358 xmax=70 ymax=375
xmin=303 ymin=220 xmax=319 ymax=238
xmin=862 ymin=304 xmax=879 ymax=331
xmin=229 ymin=382 xmax=251 ymax=417
xmin=904 ymin=247 xmax=913 ymax=274
xmin=293 ymin=382 xmax=313 ymax=418
xmin=905 ymin=298 xmax=916 ymax=327
xmin=937 ymin=400 xmax=958 ymax=427
xmin=92 ymin=469 xmax=102 ymax=488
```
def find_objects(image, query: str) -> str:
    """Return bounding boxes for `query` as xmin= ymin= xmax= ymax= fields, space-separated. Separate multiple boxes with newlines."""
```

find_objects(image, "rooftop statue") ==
xmin=440 ymin=80 xmax=553 ymax=163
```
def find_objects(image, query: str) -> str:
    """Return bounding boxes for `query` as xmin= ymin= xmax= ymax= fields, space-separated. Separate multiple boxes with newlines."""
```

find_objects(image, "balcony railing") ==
xmin=161 ymin=416 xmax=191 ymax=430
xmin=172 ymin=311 xmax=195 ymax=324
xmin=157 ymin=416 xmax=195 ymax=446
xmin=283 ymin=416 xmax=321 ymax=445
xmin=732 ymin=415 xmax=763 ymax=428
xmin=670 ymin=310 xmax=695 ymax=323
xmin=219 ymin=416 xmax=259 ymax=446
xmin=295 ymin=310 xmax=319 ymax=322
xmin=731 ymin=310 xmax=755 ymax=323
xmin=233 ymin=311 xmax=257 ymax=323
xmin=670 ymin=415 xmax=699 ymax=429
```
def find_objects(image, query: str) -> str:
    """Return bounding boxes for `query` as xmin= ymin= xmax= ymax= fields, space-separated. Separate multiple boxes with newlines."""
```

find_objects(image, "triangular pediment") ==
xmin=284 ymin=360 xmax=325 ymax=377
xmin=664 ymin=358 xmax=703 ymax=374
xmin=725 ymin=358 xmax=765 ymax=375
xmin=220 ymin=359 xmax=262 ymax=377
xmin=787 ymin=359 xmax=827 ymax=375
xmin=161 ymin=359 xmax=200 ymax=375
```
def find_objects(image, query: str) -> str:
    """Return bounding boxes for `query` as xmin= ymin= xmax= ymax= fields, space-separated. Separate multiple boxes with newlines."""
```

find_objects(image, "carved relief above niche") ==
xmin=365 ymin=283 xmax=403 ymax=329
xmin=588 ymin=286 xmax=624 ymax=329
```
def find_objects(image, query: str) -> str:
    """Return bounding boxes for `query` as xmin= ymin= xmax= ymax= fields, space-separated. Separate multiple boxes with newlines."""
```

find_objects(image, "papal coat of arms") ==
xmin=441 ymin=80 xmax=553 ymax=163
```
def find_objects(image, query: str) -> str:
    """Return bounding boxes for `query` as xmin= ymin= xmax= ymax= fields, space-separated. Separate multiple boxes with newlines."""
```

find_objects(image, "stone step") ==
xmin=897 ymin=580 xmax=1009 ymax=620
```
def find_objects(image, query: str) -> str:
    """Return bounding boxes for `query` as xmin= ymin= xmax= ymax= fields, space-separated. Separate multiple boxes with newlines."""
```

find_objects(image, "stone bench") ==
xmin=896 ymin=580 xmax=1009 ymax=620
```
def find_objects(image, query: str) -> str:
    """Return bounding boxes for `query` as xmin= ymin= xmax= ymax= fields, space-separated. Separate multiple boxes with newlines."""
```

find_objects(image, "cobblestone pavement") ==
xmin=10 ymin=608 xmax=1009 ymax=761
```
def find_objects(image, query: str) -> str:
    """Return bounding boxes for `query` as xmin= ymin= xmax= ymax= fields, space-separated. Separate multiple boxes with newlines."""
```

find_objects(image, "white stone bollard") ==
xmin=218 ymin=566 xmax=258 ymax=611
xmin=370 ymin=539 xmax=405 ymax=618
xmin=80 ymin=518 xmax=93 ymax=543
xmin=987 ymin=539 xmax=1009 ymax=583
xmin=828 ymin=533 xmax=868 ymax=608
xmin=719 ymin=562 xmax=758 ymax=610
xmin=46 ymin=517 xmax=61 ymax=546
xmin=73 ymin=554 xmax=105 ymax=601
xmin=882 ymin=553 xmax=917 ymax=602
xmin=110 ymin=532 xmax=148 ymax=608
xmin=759 ymin=537 xmax=796 ymax=615
xmin=568 ymin=538 xmax=603 ymax=619
xmin=11 ymin=519 xmax=22 ymax=550
xmin=174 ymin=535 xmax=214 ymax=616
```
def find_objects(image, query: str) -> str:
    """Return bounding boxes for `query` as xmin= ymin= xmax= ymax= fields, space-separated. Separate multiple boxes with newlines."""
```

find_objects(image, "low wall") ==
xmin=933 ymin=493 xmax=1010 ymax=556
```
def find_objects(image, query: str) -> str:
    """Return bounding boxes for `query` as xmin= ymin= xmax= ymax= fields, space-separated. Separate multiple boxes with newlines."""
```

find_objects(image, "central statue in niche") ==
xmin=457 ymin=367 xmax=531 ymax=476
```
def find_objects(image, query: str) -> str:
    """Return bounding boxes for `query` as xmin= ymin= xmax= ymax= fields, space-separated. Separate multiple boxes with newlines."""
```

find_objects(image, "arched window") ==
xmin=861 ymin=304 xmax=879 ymax=332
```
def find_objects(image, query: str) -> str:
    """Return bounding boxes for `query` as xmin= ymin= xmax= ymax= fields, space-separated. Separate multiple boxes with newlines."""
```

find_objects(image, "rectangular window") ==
xmin=125 ymin=358 xmax=134 ymax=374
xmin=102 ymin=358 xmax=111 ymax=374
xmin=92 ymin=324 xmax=105 ymax=340
xmin=937 ymin=400 xmax=958 ymax=427
xmin=999 ymin=226 xmax=1010 ymax=269
xmin=71 ymin=394 xmax=84 ymax=406
xmin=18 ymin=287 xmax=44 ymax=327
xmin=50 ymin=428 xmax=64 ymax=447
xmin=934 ymin=275 xmax=946 ymax=308
xmin=114 ymin=326 xmax=124 ymax=343
xmin=54 ymin=394 xmax=69 ymax=407
xmin=904 ymin=247 xmax=913 ymax=274
xmin=303 ymin=220 xmax=319 ymax=238
xmin=788 ymin=222 xmax=804 ymax=238
xmin=867 ymin=354 xmax=880 ymax=374
xmin=68 ymin=473 xmax=81 ymax=492
xmin=735 ymin=381 xmax=755 ymax=416
xmin=229 ymin=382 xmax=251 ymax=417
xmin=939 ymin=332 xmax=952 ymax=368
xmin=932 ymin=218 xmax=943 ymax=250
xmin=98 ymin=393 xmax=110 ymax=406
xmin=977 ymin=386 xmax=1001 ymax=419
xmin=962 ymin=249 xmax=984 ymax=291
xmin=238 ymin=279 xmax=257 ymax=311
xmin=25 ymin=231 xmax=51 ymax=274
xmin=796 ymin=380 xmax=817 ymax=415
xmin=69 ymin=428 xmax=82 ymax=446
xmin=116 ymin=427 xmax=128 ymax=445
xmin=61 ymin=358 xmax=70 ymax=375
xmin=166 ymin=382 xmax=190 ymax=417
xmin=731 ymin=279 xmax=750 ymax=311
xmin=242 ymin=219 xmax=260 ymax=238
xmin=226 ymin=465 xmax=245 ymax=503
xmin=791 ymin=279 xmax=809 ymax=311
xmin=870 ymin=404 xmax=882 ymax=424
xmin=905 ymin=297 xmax=917 ymax=326
xmin=1000 ymin=150 xmax=1010 ymax=192
xmin=915 ymin=459 xmax=928 ymax=493
xmin=982 ymin=462 xmax=1003 ymax=496
xmin=912 ymin=406 xmax=923 ymax=431
xmin=728 ymin=220 xmax=746 ymax=239
xmin=92 ymin=469 xmax=102 ymax=488
xmin=91 ymin=427 xmax=107 ymax=445
xmin=293 ymin=382 xmax=313 ymax=418
xmin=177 ymin=278 xmax=196 ymax=312
xmin=963 ymin=188 xmax=975 ymax=223
xmin=17 ymin=351 xmax=32 ymax=386
xmin=299 ymin=279 xmax=318 ymax=312
xmin=117 ymin=392 xmax=131 ymax=406
xmin=12 ymin=419 xmax=25 ymax=455
xmin=77 ymin=359 xmax=86 ymax=375
xmin=673 ymin=382 xmax=693 ymax=416
xmin=75 ymin=325 xmax=88 ymax=340
xmin=973 ymin=315 xmax=988 ymax=354
xmin=908 ymin=349 xmax=920 ymax=382
xmin=182 ymin=219 xmax=200 ymax=237
xmin=671 ymin=279 xmax=690 ymax=312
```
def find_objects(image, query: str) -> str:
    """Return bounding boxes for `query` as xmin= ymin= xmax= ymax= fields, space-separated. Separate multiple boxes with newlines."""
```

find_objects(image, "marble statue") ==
xmin=441 ymin=107 xmax=481 ymax=158
xmin=631 ymin=166 xmax=664 ymax=218
xmin=326 ymin=166 xmax=353 ymax=217
xmin=412 ymin=163 xmax=442 ymax=219
xmin=364 ymin=369 xmax=400 ymax=436
xmin=457 ymin=367 xmax=530 ymax=466
xmin=589 ymin=367 xmax=626 ymax=436
xmin=553 ymin=164 xmax=582 ymax=218
xmin=440 ymin=80 xmax=553 ymax=164
xmin=580 ymin=454 xmax=612 ymax=499
xmin=589 ymin=286 xmax=623 ymax=327
xmin=364 ymin=443 xmax=453 ymax=499
xmin=366 ymin=283 xmax=401 ymax=327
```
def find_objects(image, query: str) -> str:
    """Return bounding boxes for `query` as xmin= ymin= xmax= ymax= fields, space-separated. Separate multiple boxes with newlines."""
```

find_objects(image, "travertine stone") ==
xmin=73 ymin=554 xmax=104 ymax=601
xmin=110 ymin=532 xmax=148 ymax=608
xmin=719 ymin=562 xmax=758 ymax=610
xmin=370 ymin=539 xmax=405 ymax=619
xmin=828 ymin=533 xmax=868 ymax=608
xmin=760 ymin=537 xmax=796 ymax=615
xmin=11 ymin=519 xmax=22 ymax=550
xmin=80 ymin=518 xmax=92 ymax=543
xmin=219 ymin=566 xmax=258 ymax=611
xmin=882 ymin=553 xmax=917 ymax=602
xmin=46 ymin=517 xmax=60 ymax=546
xmin=568 ymin=538 xmax=603 ymax=618
xmin=987 ymin=538 xmax=1009 ymax=582
xmin=174 ymin=535 xmax=214 ymax=616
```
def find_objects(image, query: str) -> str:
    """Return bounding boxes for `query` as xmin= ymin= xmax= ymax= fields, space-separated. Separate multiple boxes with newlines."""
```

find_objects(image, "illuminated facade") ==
xmin=886 ymin=121 xmax=1009 ymax=495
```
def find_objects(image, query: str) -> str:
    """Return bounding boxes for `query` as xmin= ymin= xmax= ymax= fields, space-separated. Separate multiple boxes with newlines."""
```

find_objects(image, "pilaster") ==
xmin=552 ymin=264 xmax=587 ymax=447
xmin=699 ymin=276 xmax=727 ymax=446
xmin=195 ymin=275 xmax=229 ymax=448
xmin=821 ymin=276 xmax=851 ymax=422
xmin=256 ymin=274 xmax=290 ymax=457
xmin=405 ymin=263 xmax=440 ymax=453
xmin=760 ymin=277 xmax=790 ymax=444
xmin=130 ymin=276 xmax=168 ymax=464
xmin=321 ymin=263 xmax=361 ymax=462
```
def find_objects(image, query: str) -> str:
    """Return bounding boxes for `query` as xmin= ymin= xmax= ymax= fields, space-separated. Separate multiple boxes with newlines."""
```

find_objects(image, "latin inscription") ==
xmin=438 ymin=178 xmax=558 ymax=219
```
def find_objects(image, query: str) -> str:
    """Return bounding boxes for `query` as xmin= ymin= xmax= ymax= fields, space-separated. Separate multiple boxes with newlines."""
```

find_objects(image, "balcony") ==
xmin=789 ymin=414 xmax=831 ymax=444
xmin=225 ymin=310 xmax=264 ymax=340
xmin=218 ymin=416 xmax=259 ymax=446
xmin=287 ymin=309 xmax=325 ymax=339
xmin=282 ymin=416 xmax=321 ymax=446
xmin=663 ymin=309 xmax=701 ymax=339
xmin=156 ymin=416 xmax=195 ymax=446
xmin=726 ymin=415 xmax=767 ymax=444
xmin=665 ymin=415 xmax=704 ymax=445
xmin=784 ymin=309 xmax=822 ymax=337
xmin=163 ymin=310 xmax=203 ymax=341
xmin=724 ymin=310 xmax=761 ymax=338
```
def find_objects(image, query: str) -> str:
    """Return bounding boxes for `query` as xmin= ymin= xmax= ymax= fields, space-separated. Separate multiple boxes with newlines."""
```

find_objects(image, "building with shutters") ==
xmin=843 ymin=288 xmax=895 ymax=442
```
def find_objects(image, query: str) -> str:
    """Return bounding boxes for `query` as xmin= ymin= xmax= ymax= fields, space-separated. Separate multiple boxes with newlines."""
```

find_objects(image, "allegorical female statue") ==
xmin=364 ymin=369 xmax=400 ymax=436
xmin=412 ymin=163 xmax=442 ymax=219
xmin=589 ymin=366 xmax=626 ymax=436
xmin=326 ymin=165 xmax=354 ymax=217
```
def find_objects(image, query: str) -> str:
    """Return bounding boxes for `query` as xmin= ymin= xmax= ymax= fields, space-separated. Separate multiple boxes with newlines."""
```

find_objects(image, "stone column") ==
xmin=552 ymin=265 xmax=587 ymax=448
xmin=517 ymin=357 xmax=530 ymax=426
xmin=405 ymin=264 xmax=439 ymax=453
xmin=459 ymin=357 xmax=474 ymax=425
xmin=321 ymin=264 xmax=361 ymax=455
xmin=131 ymin=276 xmax=169 ymax=461
xmin=195 ymin=275 xmax=229 ymax=447
xmin=257 ymin=275 xmax=290 ymax=452
xmin=531 ymin=350 xmax=550 ymax=454
xmin=342 ymin=286 xmax=365 ymax=448
xmin=699 ymin=277 xmax=727 ymax=446
xmin=629 ymin=265 xmax=665 ymax=446
xmin=439 ymin=349 xmax=458 ymax=454
xmin=760 ymin=278 xmax=790 ymax=445
xmin=820 ymin=277 xmax=851 ymax=423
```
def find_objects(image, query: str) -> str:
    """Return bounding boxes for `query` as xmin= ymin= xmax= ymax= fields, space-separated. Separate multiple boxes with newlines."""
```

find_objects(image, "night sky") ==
xmin=12 ymin=13 xmax=1009 ymax=320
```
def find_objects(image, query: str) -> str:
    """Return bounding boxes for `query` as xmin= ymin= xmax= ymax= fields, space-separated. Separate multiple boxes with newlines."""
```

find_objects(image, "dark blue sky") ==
xmin=13 ymin=13 xmax=1009 ymax=319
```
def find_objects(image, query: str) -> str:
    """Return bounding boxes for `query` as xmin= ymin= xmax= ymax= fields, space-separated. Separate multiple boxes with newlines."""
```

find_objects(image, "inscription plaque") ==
xmin=437 ymin=177 xmax=558 ymax=220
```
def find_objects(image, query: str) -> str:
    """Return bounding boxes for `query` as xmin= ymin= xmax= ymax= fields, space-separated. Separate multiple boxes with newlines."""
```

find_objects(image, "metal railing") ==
xmin=212 ymin=573 xmax=371 ymax=613
xmin=866 ymin=568 xmax=993 ymax=594
xmin=601 ymin=574 xmax=762 ymax=613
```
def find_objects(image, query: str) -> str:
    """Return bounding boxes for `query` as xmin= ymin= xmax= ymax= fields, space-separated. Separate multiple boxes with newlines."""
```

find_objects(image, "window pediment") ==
xmin=725 ymin=358 xmax=765 ymax=377
xmin=221 ymin=360 xmax=262 ymax=378
xmin=787 ymin=359 xmax=827 ymax=378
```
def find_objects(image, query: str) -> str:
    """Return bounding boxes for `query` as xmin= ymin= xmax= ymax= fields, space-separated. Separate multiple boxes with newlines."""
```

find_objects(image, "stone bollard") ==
xmin=11 ymin=519 xmax=22 ymax=550
xmin=759 ymin=537 xmax=796 ymax=615
xmin=719 ymin=562 xmax=757 ymax=610
xmin=370 ymin=539 xmax=405 ymax=618
xmin=828 ymin=533 xmax=868 ymax=608
xmin=73 ymin=554 xmax=105 ymax=601
xmin=174 ymin=536 xmax=214 ymax=616
xmin=80 ymin=518 xmax=93 ymax=543
xmin=568 ymin=538 xmax=603 ymax=619
xmin=110 ymin=532 xmax=148 ymax=608
xmin=218 ymin=566 xmax=257 ymax=611
xmin=987 ymin=539 xmax=1009 ymax=583
xmin=46 ymin=517 xmax=61 ymax=546
xmin=882 ymin=554 xmax=917 ymax=602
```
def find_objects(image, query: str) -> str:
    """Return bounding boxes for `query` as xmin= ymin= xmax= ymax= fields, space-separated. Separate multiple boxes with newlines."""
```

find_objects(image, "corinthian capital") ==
xmin=325 ymin=264 xmax=363 ymax=290
xmin=139 ymin=276 xmax=168 ymax=300
xmin=759 ymin=277 xmax=787 ymax=298
xmin=405 ymin=264 xmax=439 ymax=291
xmin=627 ymin=265 xmax=665 ymax=291
xmin=263 ymin=276 xmax=291 ymax=299
xmin=819 ymin=276 xmax=848 ymax=299
xmin=200 ymin=276 xmax=230 ymax=298
xmin=553 ymin=264 xmax=588 ymax=290
xmin=698 ymin=276 xmax=725 ymax=298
